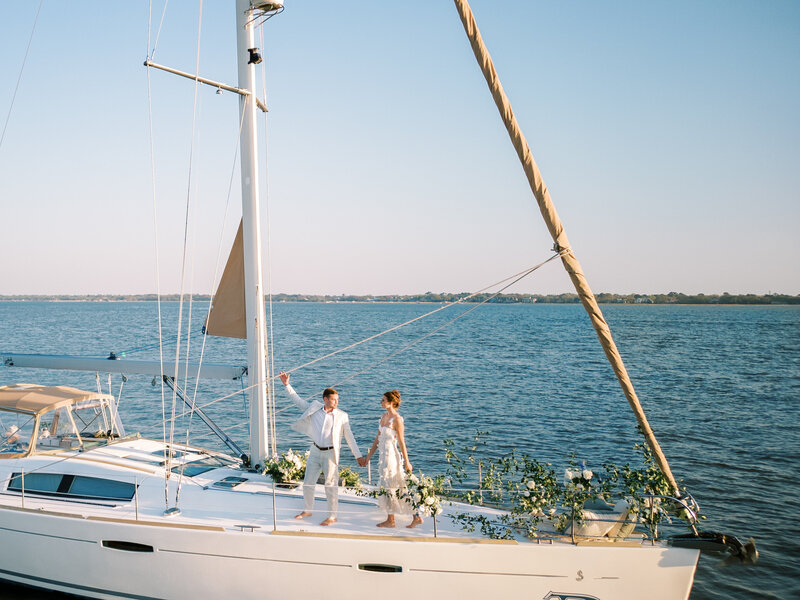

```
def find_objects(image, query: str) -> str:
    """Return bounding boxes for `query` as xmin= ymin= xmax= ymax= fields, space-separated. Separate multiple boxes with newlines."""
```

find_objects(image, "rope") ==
xmin=0 ymin=1 xmax=42 ymax=153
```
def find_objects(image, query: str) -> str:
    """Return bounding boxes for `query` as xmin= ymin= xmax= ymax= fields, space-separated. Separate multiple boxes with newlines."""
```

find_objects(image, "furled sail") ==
xmin=453 ymin=0 xmax=680 ymax=494
xmin=205 ymin=220 xmax=246 ymax=339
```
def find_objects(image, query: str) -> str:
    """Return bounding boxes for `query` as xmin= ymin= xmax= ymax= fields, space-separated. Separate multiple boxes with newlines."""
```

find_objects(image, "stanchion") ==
xmin=272 ymin=480 xmax=277 ymax=532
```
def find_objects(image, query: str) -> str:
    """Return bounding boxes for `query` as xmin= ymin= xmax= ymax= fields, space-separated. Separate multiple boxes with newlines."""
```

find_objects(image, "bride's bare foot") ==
xmin=320 ymin=517 xmax=337 ymax=526
xmin=376 ymin=517 xmax=396 ymax=528
xmin=294 ymin=511 xmax=312 ymax=520
xmin=406 ymin=515 xmax=423 ymax=529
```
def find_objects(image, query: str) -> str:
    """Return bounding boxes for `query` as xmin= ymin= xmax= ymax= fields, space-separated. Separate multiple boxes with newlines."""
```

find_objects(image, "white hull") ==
xmin=0 ymin=508 xmax=697 ymax=600
xmin=0 ymin=440 xmax=697 ymax=600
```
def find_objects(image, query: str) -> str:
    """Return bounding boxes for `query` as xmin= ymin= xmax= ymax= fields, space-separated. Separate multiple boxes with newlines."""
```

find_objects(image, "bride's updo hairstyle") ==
xmin=383 ymin=390 xmax=402 ymax=408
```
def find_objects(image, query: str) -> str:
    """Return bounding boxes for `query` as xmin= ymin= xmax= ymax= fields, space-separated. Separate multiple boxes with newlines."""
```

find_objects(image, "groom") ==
xmin=279 ymin=371 xmax=367 ymax=526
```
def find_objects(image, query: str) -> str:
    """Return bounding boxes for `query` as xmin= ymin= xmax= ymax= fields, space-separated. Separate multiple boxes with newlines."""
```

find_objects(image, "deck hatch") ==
xmin=358 ymin=564 xmax=403 ymax=573
xmin=213 ymin=476 xmax=248 ymax=488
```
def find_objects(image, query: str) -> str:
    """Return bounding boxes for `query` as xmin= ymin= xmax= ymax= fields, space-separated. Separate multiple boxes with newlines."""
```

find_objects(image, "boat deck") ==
xmin=0 ymin=437 xmax=536 ymax=543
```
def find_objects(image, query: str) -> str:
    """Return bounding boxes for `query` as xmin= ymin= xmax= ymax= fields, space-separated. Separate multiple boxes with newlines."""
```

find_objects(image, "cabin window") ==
xmin=69 ymin=476 xmax=134 ymax=500
xmin=1 ymin=414 xmax=35 ymax=454
xmin=7 ymin=472 xmax=62 ymax=493
xmin=8 ymin=473 xmax=136 ymax=501
xmin=35 ymin=406 xmax=82 ymax=451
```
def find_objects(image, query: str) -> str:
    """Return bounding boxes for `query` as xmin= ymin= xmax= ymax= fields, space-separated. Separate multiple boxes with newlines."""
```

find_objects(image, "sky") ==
xmin=0 ymin=0 xmax=798 ymax=296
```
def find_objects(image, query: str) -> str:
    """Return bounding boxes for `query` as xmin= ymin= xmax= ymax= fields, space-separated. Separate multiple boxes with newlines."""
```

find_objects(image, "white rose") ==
xmin=413 ymin=493 xmax=422 ymax=503
xmin=523 ymin=491 xmax=530 ymax=498
xmin=424 ymin=497 xmax=434 ymax=505
xmin=526 ymin=480 xmax=536 ymax=490
xmin=582 ymin=469 xmax=593 ymax=480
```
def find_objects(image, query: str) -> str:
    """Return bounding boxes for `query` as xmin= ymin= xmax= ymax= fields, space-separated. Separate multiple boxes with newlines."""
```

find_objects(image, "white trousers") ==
xmin=303 ymin=445 xmax=338 ymax=518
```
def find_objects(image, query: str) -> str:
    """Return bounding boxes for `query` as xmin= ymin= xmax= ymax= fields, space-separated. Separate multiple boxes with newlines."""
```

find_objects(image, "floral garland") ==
xmin=444 ymin=434 xmax=694 ymax=541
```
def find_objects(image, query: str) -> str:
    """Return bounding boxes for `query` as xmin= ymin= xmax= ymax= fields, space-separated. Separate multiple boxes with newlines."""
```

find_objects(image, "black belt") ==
xmin=314 ymin=443 xmax=334 ymax=451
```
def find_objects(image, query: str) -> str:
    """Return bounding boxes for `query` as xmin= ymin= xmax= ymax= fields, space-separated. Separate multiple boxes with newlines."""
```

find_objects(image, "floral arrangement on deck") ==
xmin=263 ymin=448 xmax=308 ymax=484
xmin=401 ymin=472 xmax=445 ymax=517
xmin=263 ymin=449 xmax=363 ymax=489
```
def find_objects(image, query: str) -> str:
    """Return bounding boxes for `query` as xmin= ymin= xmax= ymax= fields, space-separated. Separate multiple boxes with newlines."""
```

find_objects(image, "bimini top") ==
xmin=0 ymin=384 xmax=113 ymax=415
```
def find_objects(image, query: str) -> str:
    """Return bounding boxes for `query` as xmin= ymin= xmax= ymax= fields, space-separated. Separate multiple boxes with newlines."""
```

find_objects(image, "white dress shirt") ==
xmin=314 ymin=409 xmax=334 ymax=447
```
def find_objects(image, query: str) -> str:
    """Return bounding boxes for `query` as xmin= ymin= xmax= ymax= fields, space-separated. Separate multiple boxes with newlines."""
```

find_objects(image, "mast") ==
xmin=236 ymin=0 xmax=271 ymax=467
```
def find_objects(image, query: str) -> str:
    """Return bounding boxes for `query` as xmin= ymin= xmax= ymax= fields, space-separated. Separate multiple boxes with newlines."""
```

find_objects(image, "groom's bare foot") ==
xmin=377 ymin=518 xmax=396 ymax=528
xmin=320 ymin=517 xmax=337 ymax=526
xmin=406 ymin=515 xmax=423 ymax=529
xmin=294 ymin=511 xmax=312 ymax=520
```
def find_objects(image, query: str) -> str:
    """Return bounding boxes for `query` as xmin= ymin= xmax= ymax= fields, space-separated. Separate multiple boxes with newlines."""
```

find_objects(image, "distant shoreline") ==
xmin=1 ymin=293 xmax=797 ymax=305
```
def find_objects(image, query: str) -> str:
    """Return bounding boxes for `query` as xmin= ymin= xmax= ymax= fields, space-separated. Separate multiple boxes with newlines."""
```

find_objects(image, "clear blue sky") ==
xmin=1 ymin=1 xmax=798 ymax=296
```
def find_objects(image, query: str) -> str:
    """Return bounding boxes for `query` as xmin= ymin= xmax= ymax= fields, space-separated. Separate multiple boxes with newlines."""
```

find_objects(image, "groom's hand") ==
xmin=279 ymin=371 xmax=290 ymax=386
xmin=357 ymin=457 xmax=367 ymax=467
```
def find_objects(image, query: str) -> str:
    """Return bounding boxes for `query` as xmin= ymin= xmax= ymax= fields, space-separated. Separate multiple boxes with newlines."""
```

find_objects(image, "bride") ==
xmin=364 ymin=390 xmax=423 ymax=528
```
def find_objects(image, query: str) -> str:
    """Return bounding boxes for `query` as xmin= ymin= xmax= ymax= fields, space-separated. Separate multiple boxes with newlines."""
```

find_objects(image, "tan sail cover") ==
xmin=0 ymin=384 xmax=112 ymax=415
xmin=454 ymin=0 xmax=680 ymax=494
xmin=206 ymin=220 xmax=247 ymax=339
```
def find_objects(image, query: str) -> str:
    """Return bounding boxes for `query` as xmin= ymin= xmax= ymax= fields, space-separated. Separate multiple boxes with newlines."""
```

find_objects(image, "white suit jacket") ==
xmin=284 ymin=384 xmax=362 ymax=465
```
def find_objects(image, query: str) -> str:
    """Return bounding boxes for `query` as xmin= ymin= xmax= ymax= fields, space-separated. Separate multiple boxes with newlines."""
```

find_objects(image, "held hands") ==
xmin=279 ymin=371 xmax=290 ymax=386
xmin=357 ymin=456 xmax=368 ymax=467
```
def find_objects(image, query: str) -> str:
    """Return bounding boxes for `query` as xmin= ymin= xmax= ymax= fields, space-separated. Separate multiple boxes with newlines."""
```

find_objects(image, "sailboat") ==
xmin=0 ymin=1 xmax=753 ymax=599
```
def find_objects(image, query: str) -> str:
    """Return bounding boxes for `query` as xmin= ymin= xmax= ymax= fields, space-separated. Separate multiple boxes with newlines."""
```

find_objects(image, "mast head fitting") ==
xmin=252 ymin=0 xmax=284 ymax=9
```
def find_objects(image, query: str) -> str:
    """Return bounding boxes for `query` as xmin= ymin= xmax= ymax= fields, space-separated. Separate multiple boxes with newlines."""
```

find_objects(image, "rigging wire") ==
xmin=145 ymin=0 xmax=169 ymax=509
xmin=148 ymin=0 xmax=170 ymax=60
xmin=176 ymin=96 xmax=250 ymax=503
xmin=162 ymin=254 xmax=562 ymax=426
xmin=164 ymin=0 xmax=203 ymax=507
xmin=259 ymin=24 xmax=278 ymax=459
xmin=115 ymin=375 xmax=127 ymax=437
xmin=0 ymin=0 xmax=43 ymax=153
xmin=322 ymin=253 xmax=562 ymax=393
xmin=280 ymin=256 xmax=563 ymax=380
xmin=166 ymin=0 xmax=204 ymax=507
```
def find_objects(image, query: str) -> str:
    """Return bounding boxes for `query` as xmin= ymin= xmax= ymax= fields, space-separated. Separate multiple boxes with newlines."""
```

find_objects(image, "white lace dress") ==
xmin=377 ymin=416 xmax=412 ymax=515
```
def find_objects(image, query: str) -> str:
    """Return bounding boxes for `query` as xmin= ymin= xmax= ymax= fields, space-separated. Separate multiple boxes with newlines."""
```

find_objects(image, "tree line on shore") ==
xmin=1 ymin=292 xmax=797 ymax=304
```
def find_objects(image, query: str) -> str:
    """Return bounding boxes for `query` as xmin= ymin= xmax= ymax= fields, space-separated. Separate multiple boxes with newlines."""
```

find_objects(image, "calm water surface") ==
xmin=0 ymin=301 xmax=797 ymax=599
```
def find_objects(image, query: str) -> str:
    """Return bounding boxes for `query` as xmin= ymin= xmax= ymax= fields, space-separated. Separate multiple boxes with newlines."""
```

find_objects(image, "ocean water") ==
xmin=0 ymin=301 xmax=797 ymax=599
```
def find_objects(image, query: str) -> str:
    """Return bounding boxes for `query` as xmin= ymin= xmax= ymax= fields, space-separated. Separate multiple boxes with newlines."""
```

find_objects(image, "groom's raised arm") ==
xmin=279 ymin=371 xmax=309 ymax=411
